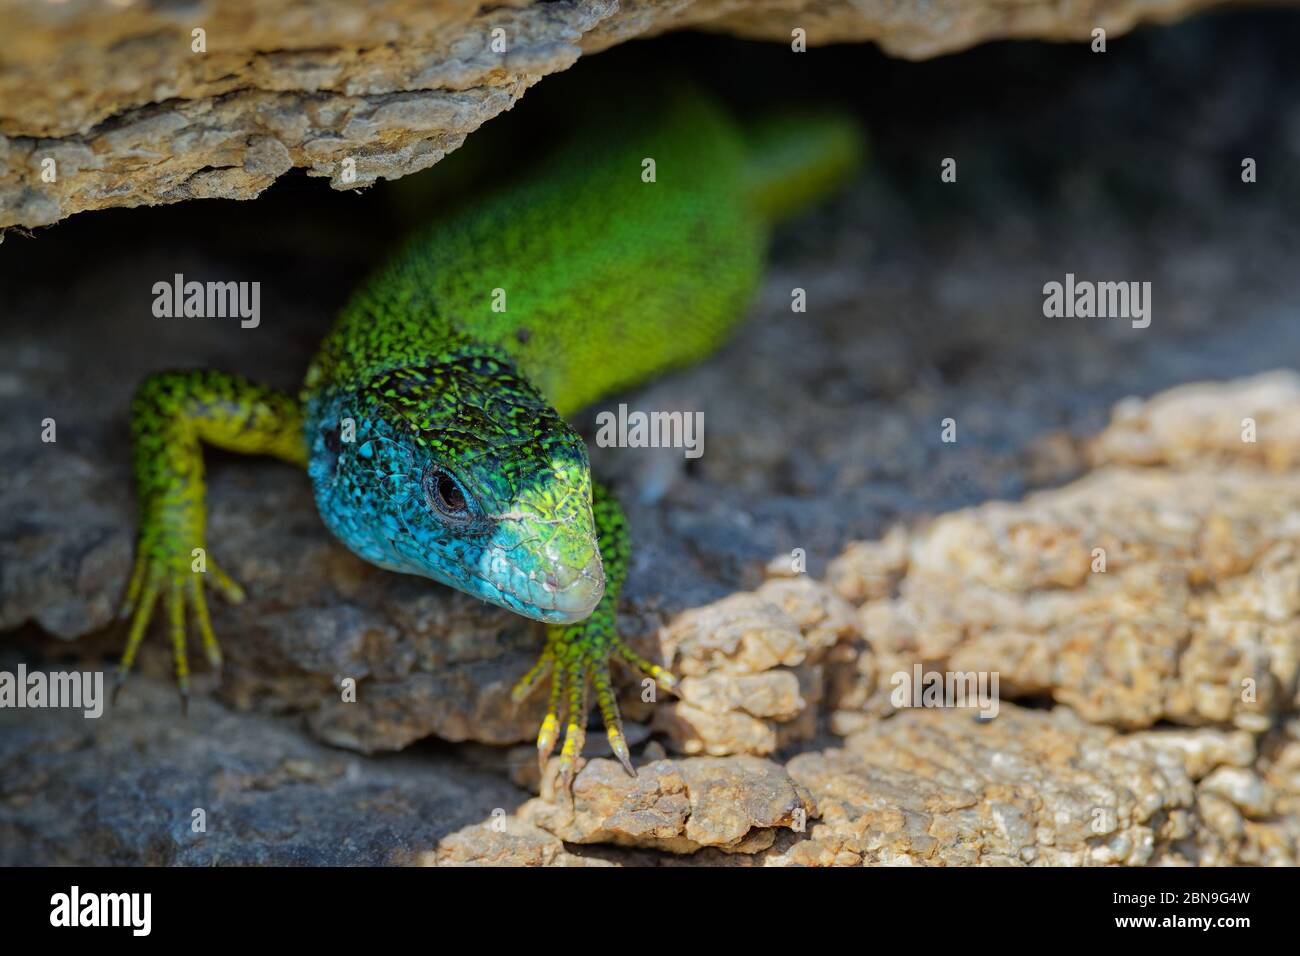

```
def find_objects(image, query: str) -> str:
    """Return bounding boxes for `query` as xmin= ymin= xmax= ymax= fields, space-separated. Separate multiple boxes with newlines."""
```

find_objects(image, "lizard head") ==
xmin=306 ymin=354 xmax=604 ymax=624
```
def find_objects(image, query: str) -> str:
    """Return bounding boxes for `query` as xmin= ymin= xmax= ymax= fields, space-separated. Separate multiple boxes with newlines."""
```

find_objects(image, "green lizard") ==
xmin=116 ymin=87 xmax=862 ymax=789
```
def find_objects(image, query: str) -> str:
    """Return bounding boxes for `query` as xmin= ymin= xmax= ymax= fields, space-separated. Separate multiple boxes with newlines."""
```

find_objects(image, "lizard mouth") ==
xmin=468 ymin=497 xmax=606 ymax=623
xmin=543 ymin=555 xmax=606 ymax=620
xmin=465 ymin=549 xmax=604 ymax=624
xmin=503 ymin=553 xmax=605 ymax=624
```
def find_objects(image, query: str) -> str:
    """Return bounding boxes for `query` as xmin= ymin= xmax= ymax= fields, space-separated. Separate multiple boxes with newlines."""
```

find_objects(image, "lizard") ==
xmin=114 ymin=85 xmax=863 ymax=790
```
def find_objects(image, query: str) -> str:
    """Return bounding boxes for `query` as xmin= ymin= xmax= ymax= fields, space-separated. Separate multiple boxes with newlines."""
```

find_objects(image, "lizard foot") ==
xmin=511 ymin=623 xmax=678 ymax=793
xmin=115 ymin=542 xmax=243 ymax=711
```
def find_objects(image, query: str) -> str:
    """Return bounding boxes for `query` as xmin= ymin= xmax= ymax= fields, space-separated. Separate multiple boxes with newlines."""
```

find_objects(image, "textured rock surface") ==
xmin=520 ymin=755 xmax=814 ymax=852
xmin=827 ymin=371 xmax=1300 ymax=735
xmin=781 ymin=706 xmax=1298 ymax=866
xmin=0 ymin=676 xmax=526 ymax=865
xmin=1087 ymin=370 xmax=1300 ymax=470
xmin=651 ymin=577 xmax=858 ymax=756
xmin=430 ymin=815 xmax=610 ymax=867
xmin=0 ymin=0 xmax=1250 ymax=229
xmin=433 ymin=705 xmax=1299 ymax=865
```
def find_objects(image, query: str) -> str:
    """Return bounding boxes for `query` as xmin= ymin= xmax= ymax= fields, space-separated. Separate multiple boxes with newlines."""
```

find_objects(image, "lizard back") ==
xmin=307 ymin=85 xmax=862 ymax=417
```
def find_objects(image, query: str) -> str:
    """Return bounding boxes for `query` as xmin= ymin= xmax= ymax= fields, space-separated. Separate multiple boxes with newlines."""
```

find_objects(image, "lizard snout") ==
xmin=544 ymin=553 xmax=604 ymax=621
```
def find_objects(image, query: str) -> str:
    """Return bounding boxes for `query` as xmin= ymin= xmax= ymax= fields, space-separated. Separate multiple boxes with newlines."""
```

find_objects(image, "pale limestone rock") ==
xmin=785 ymin=706 xmax=1199 ymax=866
xmin=826 ymin=525 xmax=910 ymax=603
xmin=1200 ymin=766 xmax=1274 ymax=819
xmin=1189 ymin=727 xmax=1299 ymax=865
xmin=1194 ymin=793 xmax=1246 ymax=844
xmin=1115 ymin=728 xmax=1256 ymax=780
xmin=659 ymin=576 xmax=856 ymax=676
xmin=428 ymin=817 xmax=612 ymax=867
xmin=652 ymin=576 xmax=858 ymax=755
xmin=0 ymin=0 xmax=1249 ymax=228
xmin=1089 ymin=370 xmax=1300 ymax=471
xmin=517 ymin=755 xmax=815 ymax=853
xmin=0 ymin=0 xmax=608 ymax=229
xmin=831 ymin=464 xmax=1300 ymax=731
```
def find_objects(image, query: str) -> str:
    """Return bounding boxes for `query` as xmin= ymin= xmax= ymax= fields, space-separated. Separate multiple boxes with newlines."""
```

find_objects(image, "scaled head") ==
xmin=306 ymin=354 xmax=603 ymax=623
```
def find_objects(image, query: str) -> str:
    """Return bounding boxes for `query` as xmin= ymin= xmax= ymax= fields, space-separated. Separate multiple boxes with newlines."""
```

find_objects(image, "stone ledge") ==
xmin=0 ymin=0 xmax=1244 ymax=229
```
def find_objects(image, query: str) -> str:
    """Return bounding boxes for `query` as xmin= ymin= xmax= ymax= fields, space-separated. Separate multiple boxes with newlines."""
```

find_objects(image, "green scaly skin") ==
xmin=116 ymin=87 xmax=862 ymax=789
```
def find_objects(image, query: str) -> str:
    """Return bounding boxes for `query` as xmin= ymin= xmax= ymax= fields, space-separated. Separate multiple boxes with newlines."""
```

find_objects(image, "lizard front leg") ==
xmin=511 ymin=480 xmax=678 ymax=791
xmin=117 ymin=370 xmax=305 ymax=708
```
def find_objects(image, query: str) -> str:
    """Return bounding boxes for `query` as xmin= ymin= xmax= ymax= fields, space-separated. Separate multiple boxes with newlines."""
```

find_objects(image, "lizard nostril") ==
xmin=545 ymin=573 xmax=561 ymax=590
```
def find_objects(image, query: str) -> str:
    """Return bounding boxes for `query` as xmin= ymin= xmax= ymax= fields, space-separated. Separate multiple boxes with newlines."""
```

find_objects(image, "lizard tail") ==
xmin=742 ymin=111 xmax=866 ymax=224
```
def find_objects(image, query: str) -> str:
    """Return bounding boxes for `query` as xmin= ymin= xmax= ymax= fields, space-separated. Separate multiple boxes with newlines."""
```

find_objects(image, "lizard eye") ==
xmin=423 ymin=465 xmax=476 ymax=524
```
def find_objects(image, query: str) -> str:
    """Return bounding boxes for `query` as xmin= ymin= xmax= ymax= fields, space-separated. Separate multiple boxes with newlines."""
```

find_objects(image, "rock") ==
xmin=785 ymin=706 xmax=1200 ymax=866
xmin=660 ymin=577 xmax=856 ymax=676
xmin=830 ymin=461 xmax=1300 ymax=732
xmin=1264 ymin=719 xmax=1300 ymax=828
xmin=0 ymin=0 xmax=606 ymax=229
xmin=1088 ymin=370 xmax=1300 ymax=470
xmin=428 ymin=817 xmax=611 ymax=867
xmin=1185 ymin=717 xmax=1300 ymax=865
xmin=826 ymin=526 xmax=910 ymax=604
xmin=22 ymin=676 xmax=1287 ymax=866
xmin=0 ymin=675 xmax=529 ymax=865
xmin=516 ymin=755 xmax=815 ymax=854
xmin=0 ymin=0 xmax=1251 ymax=229
xmin=494 ymin=723 xmax=653 ymax=794
xmin=651 ymin=577 xmax=858 ymax=755
xmin=1113 ymin=728 xmax=1256 ymax=780
xmin=1195 ymin=793 xmax=1246 ymax=845
xmin=1199 ymin=767 xmax=1274 ymax=819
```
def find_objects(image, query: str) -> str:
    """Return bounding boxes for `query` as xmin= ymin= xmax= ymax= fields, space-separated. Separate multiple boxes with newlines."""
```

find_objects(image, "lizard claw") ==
xmin=115 ymin=542 xmax=238 ymax=709
xmin=517 ymin=625 xmax=674 ymax=794
xmin=609 ymin=733 xmax=637 ymax=778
